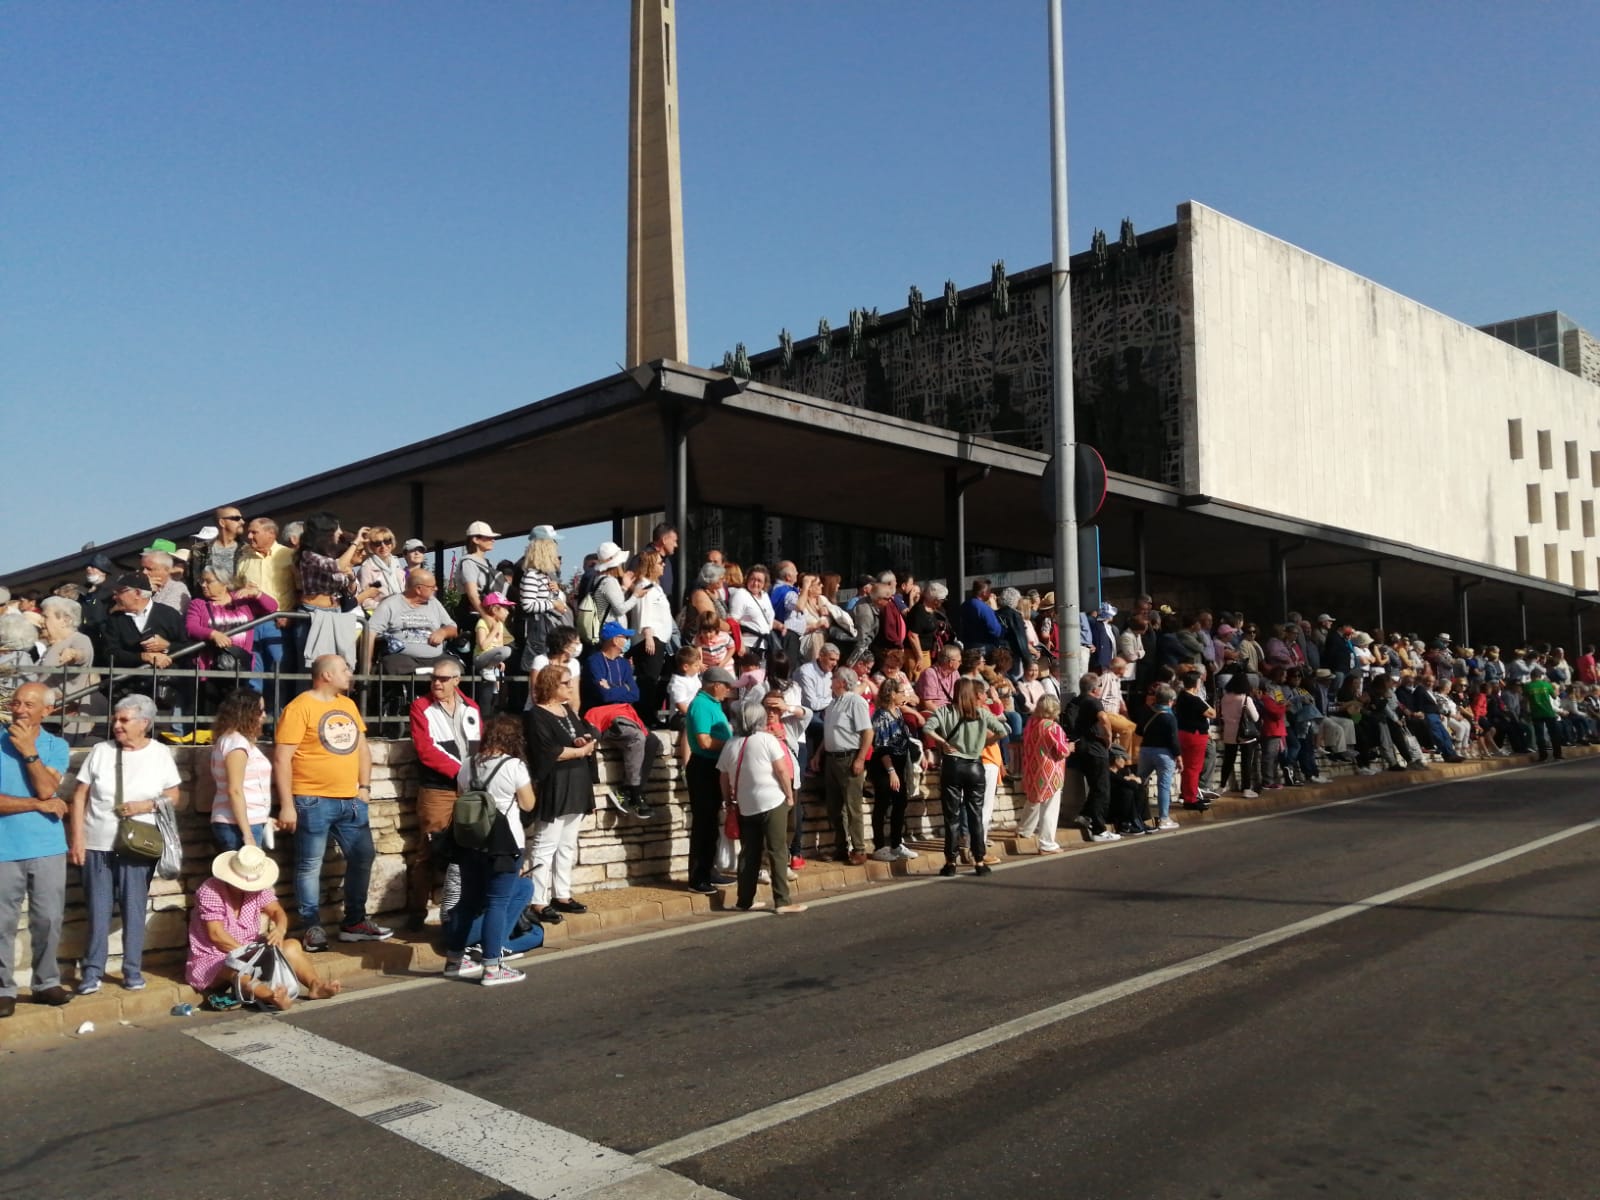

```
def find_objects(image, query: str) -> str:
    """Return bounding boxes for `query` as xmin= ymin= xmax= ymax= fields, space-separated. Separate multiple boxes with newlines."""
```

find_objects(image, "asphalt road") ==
xmin=6 ymin=759 xmax=1598 ymax=1200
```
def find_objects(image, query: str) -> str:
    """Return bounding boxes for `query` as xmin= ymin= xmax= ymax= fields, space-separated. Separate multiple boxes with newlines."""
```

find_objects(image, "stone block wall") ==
xmin=13 ymin=735 xmax=1025 ymax=985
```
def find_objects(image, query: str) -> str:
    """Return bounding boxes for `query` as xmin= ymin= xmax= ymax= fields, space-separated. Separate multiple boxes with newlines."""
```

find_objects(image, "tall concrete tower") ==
xmin=626 ymin=0 xmax=688 ymax=366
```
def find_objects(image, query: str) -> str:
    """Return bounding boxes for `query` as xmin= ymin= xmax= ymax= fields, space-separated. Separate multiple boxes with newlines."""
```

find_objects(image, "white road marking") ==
xmin=188 ymin=1020 xmax=736 ymax=1200
xmin=638 ymin=817 xmax=1600 ymax=1166
xmin=302 ymin=757 xmax=1570 ymax=1013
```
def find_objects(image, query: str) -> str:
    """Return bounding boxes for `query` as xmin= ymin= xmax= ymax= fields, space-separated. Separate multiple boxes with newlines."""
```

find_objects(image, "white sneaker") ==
xmin=870 ymin=847 xmax=897 ymax=862
xmin=444 ymin=958 xmax=484 ymax=981
xmin=1356 ymin=765 xmax=1380 ymax=776
xmin=1311 ymin=776 xmax=1333 ymax=784
xmin=758 ymin=868 xmax=771 ymax=883
xmin=423 ymin=904 xmax=442 ymax=927
xmin=1242 ymin=789 xmax=1260 ymax=798
xmin=1157 ymin=817 xmax=1180 ymax=830
xmin=480 ymin=964 xmax=526 ymax=987
xmin=1090 ymin=830 xmax=1122 ymax=843
xmin=893 ymin=844 xmax=919 ymax=860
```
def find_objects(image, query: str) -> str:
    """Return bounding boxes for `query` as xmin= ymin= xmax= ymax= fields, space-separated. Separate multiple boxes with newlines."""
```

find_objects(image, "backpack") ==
xmin=575 ymin=591 xmax=602 ymax=646
xmin=452 ymin=757 xmax=511 ymax=851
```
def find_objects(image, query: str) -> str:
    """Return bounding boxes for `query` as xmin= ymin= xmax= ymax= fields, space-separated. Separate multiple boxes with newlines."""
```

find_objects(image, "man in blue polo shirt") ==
xmin=0 ymin=682 xmax=74 ymax=1017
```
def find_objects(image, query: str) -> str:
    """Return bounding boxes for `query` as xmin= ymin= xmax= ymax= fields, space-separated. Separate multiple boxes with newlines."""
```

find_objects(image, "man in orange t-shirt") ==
xmin=274 ymin=654 xmax=390 ymax=952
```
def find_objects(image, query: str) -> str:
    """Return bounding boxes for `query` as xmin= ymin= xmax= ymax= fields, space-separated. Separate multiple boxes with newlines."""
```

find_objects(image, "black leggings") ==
xmin=939 ymin=756 xmax=985 ymax=863
xmin=1219 ymin=741 xmax=1261 ymax=791
xmin=1070 ymin=749 xmax=1110 ymax=833
xmin=869 ymin=751 xmax=909 ymax=849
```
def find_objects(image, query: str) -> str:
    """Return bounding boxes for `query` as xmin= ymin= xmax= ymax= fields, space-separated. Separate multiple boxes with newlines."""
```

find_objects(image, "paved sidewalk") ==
xmin=5 ymin=744 xmax=1587 ymax=1048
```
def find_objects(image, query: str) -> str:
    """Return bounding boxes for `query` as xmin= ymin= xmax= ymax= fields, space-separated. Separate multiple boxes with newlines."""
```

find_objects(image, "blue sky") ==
xmin=5 ymin=1 xmax=1597 ymax=573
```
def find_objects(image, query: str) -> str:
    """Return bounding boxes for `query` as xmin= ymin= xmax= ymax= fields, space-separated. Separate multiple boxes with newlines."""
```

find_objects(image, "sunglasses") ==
xmin=374 ymin=537 xmax=394 ymax=545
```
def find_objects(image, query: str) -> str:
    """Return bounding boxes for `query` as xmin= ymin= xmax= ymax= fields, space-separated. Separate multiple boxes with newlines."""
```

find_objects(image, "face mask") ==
xmin=86 ymin=570 xmax=105 ymax=587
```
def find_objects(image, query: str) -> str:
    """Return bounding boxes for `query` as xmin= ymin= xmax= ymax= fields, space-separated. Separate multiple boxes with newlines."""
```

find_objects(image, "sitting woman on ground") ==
xmin=1018 ymin=694 xmax=1069 ymax=852
xmin=523 ymin=666 xmax=599 ymax=926
xmin=1217 ymin=671 xmax=1262 ymax=797
xmin=187 ymin=845 xmax=342 ymax=1010
xmin=867 ymin=677 xmax=918 ymax=862
xmin=922 ymin=677 xmax=1010 ymax=875
xmin=209 ymin=689 xmax=274 ymax=852
xmin=69 ymin=693 xmax=182 ymax=994
xmin=442 ymin=714 xmax=537 ymax=987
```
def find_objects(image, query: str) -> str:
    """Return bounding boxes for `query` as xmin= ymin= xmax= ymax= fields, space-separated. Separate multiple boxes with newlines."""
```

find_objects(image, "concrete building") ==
xmin=727 ymin=200 xmax=1600 ymax=640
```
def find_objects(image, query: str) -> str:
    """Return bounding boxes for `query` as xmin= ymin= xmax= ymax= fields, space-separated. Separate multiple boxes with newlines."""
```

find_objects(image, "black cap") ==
xmin=88 ymin=553 xmax=114 ymax=573
xmin=112 ymin=572 xmax=152 ymax=593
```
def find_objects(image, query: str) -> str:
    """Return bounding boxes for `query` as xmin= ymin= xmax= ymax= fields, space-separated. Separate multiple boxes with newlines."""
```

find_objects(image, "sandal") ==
xmin=203 ymin=992 xmax=242 ymax=1012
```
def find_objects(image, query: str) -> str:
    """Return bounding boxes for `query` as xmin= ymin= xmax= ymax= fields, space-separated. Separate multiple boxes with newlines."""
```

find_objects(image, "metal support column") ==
xmin=1455 ymin=578 xmax=1482 ymax=648
xmin=1133 ymin=510 xmax=1148 ymax=599
xmin=610 ymin=509 xmax=625 ymax=547
xmin=943 ymin=466 xmax=967 ymax=595
xmin=664 ymin=404 xmax=688 ymax=611
xmin=1269 ymin=539 xmax=1289 ymax=619
xmin=409 ymin=482 xmax=426 ymax=543
xmin=432 ymin=540 xmax=445 ymax=583
xmin=1372 ymin=559 xmax=1385 ymax=631
xmin=1519 ymin=591 xmax=1528 ymax=646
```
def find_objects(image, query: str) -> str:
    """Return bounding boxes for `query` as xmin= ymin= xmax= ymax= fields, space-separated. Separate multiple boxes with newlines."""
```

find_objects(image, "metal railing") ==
xmin=38 ymin=611 xmax=505 ymax=743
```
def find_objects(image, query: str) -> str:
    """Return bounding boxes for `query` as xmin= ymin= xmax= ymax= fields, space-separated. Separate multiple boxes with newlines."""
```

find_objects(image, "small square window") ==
xmin=1527 ymin=484 xmax=1543 ymax=524
xmin=1545 ymin=543 xmax=1561 ymax=582
xmin=1508 ymin=419 xmax=1524 ymax=460
xmin=1514 ymin=536 xmax=1530 ymax=574
xmin=1566 ymin=441 xmax=1581 ymax=479
xmin=1573 ymin=552 xmax=1586 ymax=590
xmin=1538 ymin=430 xmax=1553 ymax=470
xmin=1556 ymin=492 xmax=1570 ymax=531
xmin=1583 ymin=500 xmax=1595 ymax=539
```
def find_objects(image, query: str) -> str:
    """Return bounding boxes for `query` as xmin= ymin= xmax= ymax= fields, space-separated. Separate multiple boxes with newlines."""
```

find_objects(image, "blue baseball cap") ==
xmin=600 ymin=621 xmax=636 ymax=640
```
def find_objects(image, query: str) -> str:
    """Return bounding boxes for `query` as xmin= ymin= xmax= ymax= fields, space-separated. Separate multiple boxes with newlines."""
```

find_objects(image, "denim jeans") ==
xmin=1138 ymin=747 xmax=1176 ymax=819
xmin=292 ymin=795 xmax=375 ymax=928
xmin=1425 ymin=713 xmax=1462 ymax=760
xmin=211 ymin=821 xmax=267 ymax=852
xmin=444 ymin=852 xmax=519 ymax=964
xmin=463 ymin=874 xmax=543 ymax=955
xmin=81 ymin=848 xmax=154 ymax=985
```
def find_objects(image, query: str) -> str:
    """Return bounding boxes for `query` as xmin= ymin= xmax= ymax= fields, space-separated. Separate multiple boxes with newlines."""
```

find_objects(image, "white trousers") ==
xmin=526 ymin=812 xmax=584 ymax=905
xmin=1321 ymin=716 xmax=1356 ymax=753
xmin=980 ymin=762 xmax=999 ymax=843
xmin=1016 ymin=785 xmax=1063 ymax=851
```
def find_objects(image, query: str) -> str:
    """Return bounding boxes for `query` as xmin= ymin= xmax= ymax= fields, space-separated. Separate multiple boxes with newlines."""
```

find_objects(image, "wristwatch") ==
xmin=21 ymin=754 xmax=39 ymax=765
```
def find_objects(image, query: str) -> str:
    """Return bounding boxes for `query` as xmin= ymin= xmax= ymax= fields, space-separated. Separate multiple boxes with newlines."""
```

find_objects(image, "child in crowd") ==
xmin=696 ymin=615 xmax=734 ymax=670
xmin=668 ymin=644 xmax=705 ymax=767
xmin=733 ymin=648 xmax=766 ymax=699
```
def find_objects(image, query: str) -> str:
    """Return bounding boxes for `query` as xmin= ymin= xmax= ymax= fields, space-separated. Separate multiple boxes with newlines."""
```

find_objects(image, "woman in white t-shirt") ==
xmin=717 ymin=693 xmax=807 ymax=915
xmin=441 ymin=714 xmax=536 ymax=988
xmin=209 ymin=689 xmax=274 ymax=852
xmin=69 ymin=693 xmax=181 ymax=994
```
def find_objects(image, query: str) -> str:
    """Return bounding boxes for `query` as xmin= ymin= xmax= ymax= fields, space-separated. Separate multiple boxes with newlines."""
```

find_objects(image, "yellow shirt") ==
xmin=236 ymin=543 xmax=298 ymax=610
xmin=276 ymin=692 xmax=365 ymax=798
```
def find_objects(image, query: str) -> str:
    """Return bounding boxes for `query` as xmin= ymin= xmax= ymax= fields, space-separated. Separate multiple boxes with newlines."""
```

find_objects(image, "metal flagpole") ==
xmin=1048 ymin=0 xmax=1083 ymax=687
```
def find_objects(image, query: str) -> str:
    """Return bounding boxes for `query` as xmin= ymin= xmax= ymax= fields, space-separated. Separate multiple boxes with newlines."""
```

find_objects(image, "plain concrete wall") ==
xmin=1182 ymin=201 xmax=1600 ymax=584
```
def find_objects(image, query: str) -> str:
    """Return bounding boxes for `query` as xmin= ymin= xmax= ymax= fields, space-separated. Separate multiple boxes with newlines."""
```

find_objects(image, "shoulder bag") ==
xmin=113 ymin=745 xmax=167 ymax=861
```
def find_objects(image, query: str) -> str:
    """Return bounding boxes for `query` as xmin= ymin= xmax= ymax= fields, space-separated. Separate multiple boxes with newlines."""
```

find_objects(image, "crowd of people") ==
xmin=1 ymin=505 xmax=1594 ymax=1010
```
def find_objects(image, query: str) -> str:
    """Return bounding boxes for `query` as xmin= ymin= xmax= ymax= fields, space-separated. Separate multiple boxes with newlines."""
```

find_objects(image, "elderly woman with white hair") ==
xmin=69 ymin=692 xmax=182 ymax=993
xmin=36 ymin=596 xmax=101 ymax=740
xmin=905 ymin=580 xmax=952 ymax=673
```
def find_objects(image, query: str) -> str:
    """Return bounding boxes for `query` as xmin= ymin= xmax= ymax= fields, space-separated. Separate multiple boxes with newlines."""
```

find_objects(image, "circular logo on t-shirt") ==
xmin=318 ymin=711 xmax=361 ymax=755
